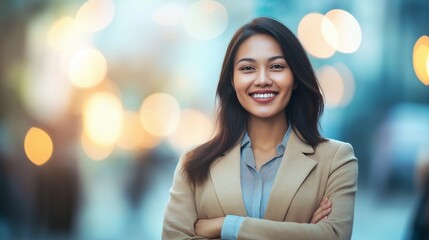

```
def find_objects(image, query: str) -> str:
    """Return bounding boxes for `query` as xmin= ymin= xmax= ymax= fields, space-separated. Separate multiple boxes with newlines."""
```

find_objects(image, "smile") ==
xmin=251 ymin=93 xmax=277 ymax=99
xmin=249 ymin=91 xmax=278 ymax=103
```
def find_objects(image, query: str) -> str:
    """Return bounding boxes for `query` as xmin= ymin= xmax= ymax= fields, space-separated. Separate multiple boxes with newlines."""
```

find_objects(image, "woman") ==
xmin=163 ymin=17 xmax=358 ymax=240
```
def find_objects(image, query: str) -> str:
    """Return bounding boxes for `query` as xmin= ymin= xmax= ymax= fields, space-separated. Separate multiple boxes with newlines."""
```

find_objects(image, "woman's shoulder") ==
xmin=314 ymin=138 xmax=355 ymax=157
xmin=318 ymin=137 xmax=353 ymax=148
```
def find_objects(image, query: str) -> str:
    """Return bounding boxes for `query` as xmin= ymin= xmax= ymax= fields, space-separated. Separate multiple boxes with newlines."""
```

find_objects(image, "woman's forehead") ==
xmin=235 ymin=34 xmax=284 ymax=62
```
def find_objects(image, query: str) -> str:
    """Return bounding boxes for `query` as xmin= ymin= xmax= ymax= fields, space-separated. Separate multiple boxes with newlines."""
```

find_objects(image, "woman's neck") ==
xmin=247 ymin=114 xmax=288 ymax=151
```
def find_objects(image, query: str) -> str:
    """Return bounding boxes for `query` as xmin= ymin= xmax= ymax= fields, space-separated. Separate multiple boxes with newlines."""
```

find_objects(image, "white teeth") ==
xmin=252 ymin=93 xmax=276 ymax=99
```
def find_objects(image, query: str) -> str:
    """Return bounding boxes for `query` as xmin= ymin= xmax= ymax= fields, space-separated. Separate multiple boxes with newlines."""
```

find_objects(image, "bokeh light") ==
xmin=298 ymin=13 xmax=336 ymax=58
xmin=152 ymin=2 xmax=184 ymax=26
xmin=81 ymin=132 xmax=115 ymax=161
xmin=324 ymin=9 xmax=362 ymax=53
xmin=68 ymin=47 xmax=107 ymax=88
xmin=69 ymin=79 xmax=121 ymax=116
xmin=168 ymin=109 xmax=213 ymax=151
xmin=182 ymin=0 xmax=228 ymax=41
xmin=24 ymin=127 xmax=53 ymax=166
xmin=334 ymin=63 xmax=356 ymax=106
xmin=117 ymin=111 xmax=145 ymax=150
xmin=82 ymin=92 xmax=123 ymax=147
xmin=75 ymin=0 xmax=115 ymax=32
xmin=3 ymin=1 xmax=428 ymax=239
xmin=317 ymin=65 xmax=345 ymax=108
xmin=24 ymin=53 xmax=73 ymax=124
xmin=413 ymin=35 xmax=429 ymax=85
xmin=47 ymin=16 xmax=82 ymax=51
xmin=139 ymin=93 xmax=180 ymax=137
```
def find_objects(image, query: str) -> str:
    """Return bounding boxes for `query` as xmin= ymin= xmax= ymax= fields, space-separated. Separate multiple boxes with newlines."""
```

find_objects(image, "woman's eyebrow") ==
xmin=235 ymin=55 xmax=286 ymax=65
xmin=268 ymin=55 xmax=286 ymax=62
xmin=236 ymin=57 xmax=255 ymax=65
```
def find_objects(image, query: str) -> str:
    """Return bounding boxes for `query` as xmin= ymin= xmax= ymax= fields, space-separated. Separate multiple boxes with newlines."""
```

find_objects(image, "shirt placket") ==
xmin=251 ymin=169 xmax=263 ymax=218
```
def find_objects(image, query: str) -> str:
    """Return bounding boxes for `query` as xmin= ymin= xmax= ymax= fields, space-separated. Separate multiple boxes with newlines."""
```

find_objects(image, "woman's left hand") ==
xmin=310 ymin=197 xmax=332 ymax=223
xmin=194 ymin=216 xmax=225 ymax=238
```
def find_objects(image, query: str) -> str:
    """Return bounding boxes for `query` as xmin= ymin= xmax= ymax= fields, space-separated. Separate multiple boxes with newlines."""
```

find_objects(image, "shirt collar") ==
xmin=240 ymin=123 xmax=292 ymax=156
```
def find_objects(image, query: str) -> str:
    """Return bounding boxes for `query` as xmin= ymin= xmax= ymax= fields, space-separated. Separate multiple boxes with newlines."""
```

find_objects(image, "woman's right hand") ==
xmin=310 ymin=197 xmax=332 ymax=223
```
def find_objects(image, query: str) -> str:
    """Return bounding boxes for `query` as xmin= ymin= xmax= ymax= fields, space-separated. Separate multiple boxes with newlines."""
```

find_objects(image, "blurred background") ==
xmin=1 ymin=0 xmax=429 ymax=239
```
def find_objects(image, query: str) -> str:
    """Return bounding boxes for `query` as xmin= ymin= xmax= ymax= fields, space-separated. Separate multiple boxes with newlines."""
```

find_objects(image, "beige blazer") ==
xmin=162 ymin=130 xmax=358 ymax=240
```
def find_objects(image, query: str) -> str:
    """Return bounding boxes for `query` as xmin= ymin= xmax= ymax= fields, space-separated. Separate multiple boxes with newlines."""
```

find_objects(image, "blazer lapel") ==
xmin=264 ymin=130 xmax=317 ymax=221
xmin=209 ymin=143 xmax=247 ymax=216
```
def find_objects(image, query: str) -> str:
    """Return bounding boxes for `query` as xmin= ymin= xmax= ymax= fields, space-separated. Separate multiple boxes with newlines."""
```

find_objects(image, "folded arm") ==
xmin=237 ymin=143 xmax=358 ymax=240
xmin=195 ymin=143 xmax=358 ymax=240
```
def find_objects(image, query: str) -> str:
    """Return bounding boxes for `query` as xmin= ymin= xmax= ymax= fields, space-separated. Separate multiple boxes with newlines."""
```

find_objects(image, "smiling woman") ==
xmin=162 ymin=17 xmax=358 ymax=240
xmin=233 ymin=34 xmax=295 ymax=121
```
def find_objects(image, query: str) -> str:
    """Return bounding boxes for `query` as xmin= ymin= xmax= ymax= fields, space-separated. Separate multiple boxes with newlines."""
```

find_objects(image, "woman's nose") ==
xmin=254 ymin=70 xmax=273 ymax=86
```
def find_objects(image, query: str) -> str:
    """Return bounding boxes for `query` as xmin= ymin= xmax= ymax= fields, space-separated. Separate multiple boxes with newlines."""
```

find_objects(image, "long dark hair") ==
xmin=184 ymin=17 xmax=326 ymax=185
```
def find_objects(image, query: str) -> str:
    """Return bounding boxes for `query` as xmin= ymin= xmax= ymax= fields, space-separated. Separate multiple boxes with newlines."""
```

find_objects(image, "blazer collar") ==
xmin=209 ymin=130 xmax=316 ymax=219
xmin=264 ymin=129 xmax=316 ymax=220
xmin=209 ymin=143 xmax=247 ymax=216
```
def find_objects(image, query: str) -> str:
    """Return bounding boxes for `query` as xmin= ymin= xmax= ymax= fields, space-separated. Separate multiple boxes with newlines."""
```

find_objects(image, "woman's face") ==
xmin=233 ymin=34 xmax=295 ymax=120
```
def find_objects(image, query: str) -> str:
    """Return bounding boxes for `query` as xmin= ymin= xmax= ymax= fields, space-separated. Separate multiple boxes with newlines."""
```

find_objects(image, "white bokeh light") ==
xmin=68 ymin=47 xmax=107 ymax=88
xmin=139 ymin=93 xmax=181 ymax=137
xmin=152 ymin=2 xmax=185 ymax=26
xmin=47 ymin=17 xmax=82 ymax=51
xmin=82 ymin=92 xmax=123 ymax=147
xmin=168 ymin=109 xmax=213 ymax=151
xmin=324 ymin=9 xmax=362 ymax=53
xmin=182 ymin=0 xmax=228 ymax=41
xmin=75 ymin=0 xmax=115 ymax=32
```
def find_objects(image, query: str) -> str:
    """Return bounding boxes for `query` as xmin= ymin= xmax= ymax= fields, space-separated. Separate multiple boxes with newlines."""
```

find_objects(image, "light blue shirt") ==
xmin=220 ymin=125 xmax=292 ymax=239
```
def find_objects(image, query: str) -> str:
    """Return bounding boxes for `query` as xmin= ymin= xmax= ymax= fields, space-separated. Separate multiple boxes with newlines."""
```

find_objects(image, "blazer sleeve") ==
xmin=162 ymin=154 xmax=208 ymax=240
xmin=237 ymin=142 xmax=358 ymax=240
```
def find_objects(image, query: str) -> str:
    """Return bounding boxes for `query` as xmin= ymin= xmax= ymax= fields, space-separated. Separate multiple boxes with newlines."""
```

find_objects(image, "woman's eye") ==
xmin=240 ymin=66 xmax=254 ymax=71
xmin=271 ymin=64 xmax=285 ymax=70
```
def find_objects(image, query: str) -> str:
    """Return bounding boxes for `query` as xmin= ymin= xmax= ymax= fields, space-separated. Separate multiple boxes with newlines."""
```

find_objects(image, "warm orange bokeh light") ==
xmin=139 ymin=93 xmax=181 ymax=137
xmin=168 ymin=109 xmax=213 ymax=151
xmin=24 ymin=127 xmax=53 ymax=166
xmin=75 ymin=0 xmax=115 ymax=32
xmin=298 ymin=13 xmax=336 ymax=58
xmin=413 ymin=35 xmax=429 ymax=85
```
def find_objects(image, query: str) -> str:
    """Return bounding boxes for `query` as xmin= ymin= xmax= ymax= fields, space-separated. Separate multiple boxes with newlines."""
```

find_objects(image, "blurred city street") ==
xmin=1 ymin=0 xmax=428 ymax=239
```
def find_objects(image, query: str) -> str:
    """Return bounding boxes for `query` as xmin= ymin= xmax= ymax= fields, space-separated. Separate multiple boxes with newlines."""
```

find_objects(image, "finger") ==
xmin=311 ymin=198 xmax=331 ymax=223
xmin=321 ymin=197 xmax=331 ymax=205
xmin=312 ymin=206 xmax=332 ymax=223
xmin=322 ymin=200 xmax=332 ymax=209
xmin=318 ymin=201 xmax=331 ymax=213
xmin=321 ymin=197 xmax=328 ymax=204
xmin=312 ymin=202 xmax=329 ymax=219
xmin=311 ymin=207 xmax=331 ymax=223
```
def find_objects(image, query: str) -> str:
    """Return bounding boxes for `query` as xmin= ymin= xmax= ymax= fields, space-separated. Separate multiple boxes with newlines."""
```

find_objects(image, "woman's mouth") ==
xmin=249 ymin=91 xmax=278 ymax=103
xmin=251 ymin=93 xmax=277 ymax=99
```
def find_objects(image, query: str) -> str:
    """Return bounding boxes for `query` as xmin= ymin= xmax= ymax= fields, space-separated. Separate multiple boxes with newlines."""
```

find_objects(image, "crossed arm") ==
xmin=195 ymin=197 xmax=332 ymax=238
xmin=162 ymin=143 xmax=358 ymax=240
